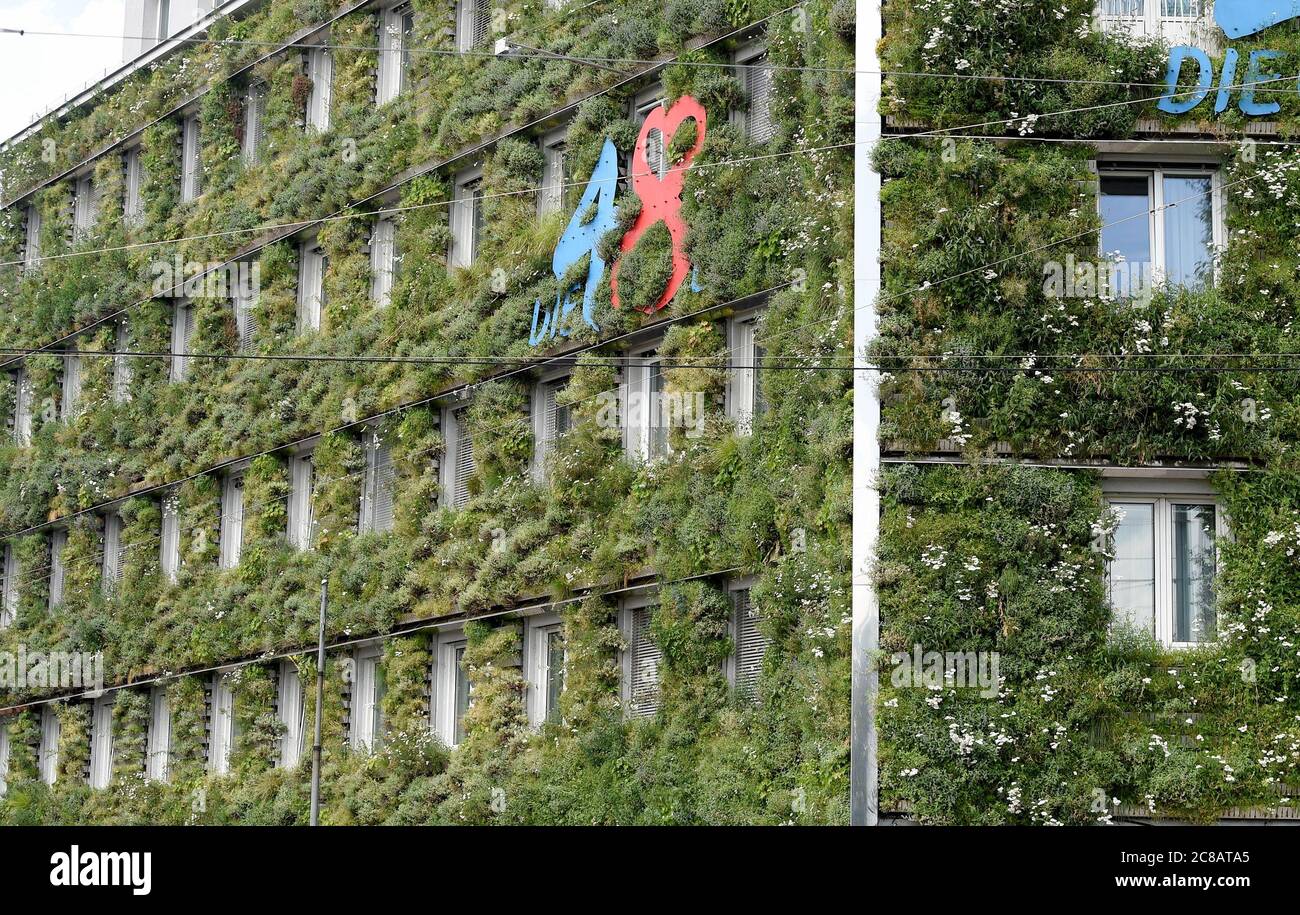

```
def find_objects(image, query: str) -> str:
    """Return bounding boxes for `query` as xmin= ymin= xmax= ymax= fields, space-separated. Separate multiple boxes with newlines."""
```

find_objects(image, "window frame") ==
xmin=101 ymin=509 xmax=125 ymax=590
xmin=1102 ymin=474 xmax=1227 ymax=648
xmin=145 ymin=686 xmax=172 ymax=782
xmin=297 ymin=239 xmax=327 ymax=333
xmin=219 ymin=471 xmax=246 ymax=570
xmin=538 ymin=126 xmax=568 ymax=217
xmin=725 ymin=308 xmax=764 ymax=434
xmin=10 ymin=367 xmax=33 ymax=445
xmin=61 ymin=350 xmax=83 ymax=421
xmin=0 ymin=544 xmax=17 ymax=629
xmin=622 ymin=342 xmax=668 ymax=463
xmin=629 ymin=86 xmax=666 ymax=181
xmin=72 ymin=172 xmax=99 ymax=240
xmin=524 ymin=611 xmax=565 ymax=726
xmin=123 ymin=146 xmax=145 ymax=227
xmin=22 ymin=203 xmax=42 ymax=272
xmin=0 ymin=719 xmax=10 ymax=796
xmin=732 ymin=42 xmax=775 ymax=143
xmin=369 ymin=216 xmax=399 ymax=306
xmin=287 ymin=450 xmax=316 ymax=550
xmin=359 ymin=424 xmax=396 ymax=533
xmin=441 ymin=403 xmax=475 ymax=509
xmin=1096 ymin=160 xmax=1224 ymax=289
xmin=208 ymin=672 xmax=237 ymax=776
xmin=160 ymin=490 xmax=181 ymax=584
xmin=305 ymin=44 xmax=333 ymax=132
xmin=350 ymin=644 xmax=385 ymax=752
xmin=180 ymin=113 xmax=203 ymax=203
xmin=531 ymin=370 xmax=571 ymax=481
xmin=276 ymin=660 xmax=306 ymax=768
xmin=170 ymin=298 xmax=194 ymax=382
xmin=619 ymin=591 xmax=662 ymax=720
xmin=431 ymin=628 xmax=470 ymax=746
xmin=38 ymin=705 xmax=60 ymax=785
xmin=48 ymin=529 xmax=68 ymax=609
xmin=455 ymin=0 xmax=492 ymax=53
xmin=377 ymin=3 xmax=415 ymax=103
xmin=112 ymin=319 xmax=133 ymax=403
xmin=449 ymin=166 xmax=485 ymax=269
xmin=88 ymin=694 xmax=115 ymax=789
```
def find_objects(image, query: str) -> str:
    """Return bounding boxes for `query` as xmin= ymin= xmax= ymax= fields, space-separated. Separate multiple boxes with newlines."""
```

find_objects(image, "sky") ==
xmin=0 ymin=0 xmax=127 ymax=141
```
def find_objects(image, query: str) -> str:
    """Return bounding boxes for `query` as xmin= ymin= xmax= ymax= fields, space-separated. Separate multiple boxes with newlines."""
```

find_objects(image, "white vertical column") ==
xmin=851 ymin=0 xmax=883 ymax=827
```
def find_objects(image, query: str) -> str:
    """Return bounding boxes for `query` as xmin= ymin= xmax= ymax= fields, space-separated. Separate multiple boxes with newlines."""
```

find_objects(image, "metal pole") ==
xmin=309 ymin=577 xmax=328 ymax=826
xmin=851 ymin=0 xmax=883 ymax=827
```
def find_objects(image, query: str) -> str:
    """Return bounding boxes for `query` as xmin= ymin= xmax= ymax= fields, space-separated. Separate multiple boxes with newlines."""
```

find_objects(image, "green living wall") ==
xmin=874 ymin=2 xmax=1300 ymax=821
xmin=0 ymin=0 xmax=855 ymax=823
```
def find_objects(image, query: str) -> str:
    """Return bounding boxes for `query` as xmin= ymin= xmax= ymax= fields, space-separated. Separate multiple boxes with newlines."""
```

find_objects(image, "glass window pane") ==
xmin=1099 ymin=175 xmax=1152 ymax=269
xmin=1173 ymin=504 xmax=1217 ymax=642
xmin=1109 ymin=502 xmax=1155 ymax=636
xmin=454 ymin=645 xmax=470 ymax=744
xmin=1162 ymin=175 xmax=1213 ymax=289
xmin=545 ymin=629 xmax=564 ymax=722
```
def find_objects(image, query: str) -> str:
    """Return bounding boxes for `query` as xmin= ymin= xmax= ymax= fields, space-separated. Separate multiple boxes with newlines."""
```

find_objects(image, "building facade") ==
xmin=0 ymin=0 xmax=854 ymax=823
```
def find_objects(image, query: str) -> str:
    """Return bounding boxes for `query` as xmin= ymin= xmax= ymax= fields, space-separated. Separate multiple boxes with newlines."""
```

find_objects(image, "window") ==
xmin=219 ymin=473 xmax=245 ymax=569
xmin=208 ymin=673 xmax=237 ymax=775
xmin=350 ymin=646 xmax=385 ymax=751
xmin=369 ymin=217 xmax=398 ymax=307
xmin=233 ymin=271 xmax=258 ymax=353
xmin=145 ymin=687 xmax=171 ymax=782
xmin=449 ymin=168 xmax=484 ymax=269
xmin=160 ymin=492 xmax=181 ymax=583
xmin=0 ymin=720 xmax=10 ymax=796
xmin=532 ymin=375 xmax=571 ymax=480
xmin=147 ymin=0 xmax=171 ymax=44
xmin=623 ymin=348 xmax=668 ymax=462
xmin=112 ymin=320 xmax=132 ymax=403
xmin=727 ymin=584 xmax=768 ymax=697
xmin=456 ymin=0 xmax=492 ymax=53
xmin=218 ymin=474 xmax=245 ymax=567
xmin=622 ymin=599 xmax=661 ymax=719
xmin=305 ymin=46 xmax=333 ymax=132
xmin=297 ymin=241 xmax=327 ymax=332
xmin=123 ymin=147 xmax=144 ymax=226
xmin=23 ymin=203 xmax=42 ymax=271
xmin=631 ymin=89 xmax=666 ymax=180
xmin=60 ymin=351 xmax=82 ymax=421
xmin=735 ymin=45 xmax=775 ymax=143
xmin=1097 ymin=164 xmax=1222 ymax=291
xmin=377 ymin=4 xmax=415 ymax=104
xmin=538 ymin=128 xmax=567 ymax=217
xmin=101 ymin=510 xmax=125 ymax=590
xmin=49 ymin=530 xmax=67 ymax=609
xmin=1096 ymin=0 xmax=1207 ymax=43
xmin=442 ymin=406 xmax=475 ymax=509
xmin=73 ymin=173 xmax=100 ymax=240
xmin=432 ymin=631 xmax=471 ymax=746
xmin=242 ymin=85 xmax=266 ymax=164
xmin=287 ymin=452 xmax=315 ymax=550
xmin=181 ymin=114 xmax=202 ymax=202
xmin=170 ymin=299 xmax=194 ymax=381
xmin=10 ymin=368 xmax=33 ymax=445
xmin=524 ymin=613 xmax=565 ymax=725
xmin=1104 ymin=477 xmax=1224 ymax=646
xmin=88 ymin=694 xmax=115 ymax=789
xmin=727 ymin=311 xmax=765 ymax=434
xmin=359 ymin=426 xmax=396 ymax=533
xmin=38 ymin=706 xmax=60 ymax=785
xmin=0 ymin=545 xmax=17 ymax=629
xmin=276 ymin=661 xmax=305 ymax=768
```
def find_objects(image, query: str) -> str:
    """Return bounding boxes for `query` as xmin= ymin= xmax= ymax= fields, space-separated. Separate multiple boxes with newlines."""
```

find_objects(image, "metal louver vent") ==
xmin=746 ymin=57 xmax=776 ymax=143
xmin=733 ymin=590 xmax=768 ymax=697
xmin=453 ymin=411 xmax=475 ymax=508
xmin=629 ymin=607 xmax=661 ymax=719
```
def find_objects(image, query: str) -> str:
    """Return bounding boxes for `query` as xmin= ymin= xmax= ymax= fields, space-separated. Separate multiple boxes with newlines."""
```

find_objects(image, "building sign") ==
xmin=1159 ymin=2 xmax=1300 ymax=116
xmin=530 ymin=95 xmax=708 ymax=345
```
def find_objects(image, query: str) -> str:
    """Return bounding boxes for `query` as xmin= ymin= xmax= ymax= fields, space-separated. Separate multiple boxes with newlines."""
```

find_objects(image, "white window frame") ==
xmin=145 ymin=686 xmax=172 ymax=782
xmin=49 ymin=529 xmax=67 ymax=609
xmin=208 ymin=672 xmax=236 ymax=775
xmin=287 ymin=451 xmax=315 ymax=550
xmin=441 ymin=404 xmax=475 ymax=509
xmin=23 ymin=203 xmax=42 ymax=271
xmin=622 ymin=343 xmax=668 ymax=463
xmin=531 ymin=372 xmax=571 ymax=481
xmin=160 ymin=491 xmax=181 ymax=584
xmin=0 ymin=719 xmax=10 ymax=796
xmin=1095 ymin=0 xmax=1209 ymax=45
xmin=369 ymin=217 xmax=398 ymax=307
xmin=11 ymin=367 xmax=33 ymax=445
xmin=123 ymin=146 xmax=144 ymax=227
xmin=73 ymin=173 xmax=99 ymax=240
xmin=1096 ymin=161 xmax=1224 ymax=288
xmin=88 ymin=694 xmax=115 ymax=789
xmin=726 ymin=309 xmax=763 ymax=435
xmin=297 ymin=240 xmax=326 ymax=332
xmin=620 ymin=593 xmax=661 ymax=719
xmin=101 ymin=510 xmax=125 ymax=589
xmin=630 ymin=87 xmax=666 ymax=180
xmin=170 ymin=298 xmax=194 ymax=382
xmin=219 ymin=472 xmax=245 ymax=569
xmin=455 ymin=0 xmax=491 ymax=53
xmin=538 ymin=127 xmax=567 ymax=217
xmin=431 ymin=628 xmax=470 ymax=746
xmin=38 ymin=706 xmax=60 ymax=785
xmin=276 ymin=660 xmax=306 ymax=768
xmin=725 ymin=577 xmax=768 ymax=696
xmin=305 ymin=45 xmax=333 ymax=132
xmin=61 ymin=351 xmax=82 ymax=421
xmin=233 ymin=264 xmax=258 ymax=353
xmin=242 ymin=84 xmax=266 ymax=164
xmin=350 ymin=644 xmax=385 ymax=752
xmin=180 ymin=113 xmax=202 ymax=202
xmin=449 ymin=167 xmax=484 ymax=269
xmin=524 ymin=611 xmax=565 ymax=726
xmin=0 ymin=544 xmax=17 ymax=629
xmin=1102 ymin=473 xmax=1227 ymax=649
xmin=733 ymin=42 xmax=775 ymax=143
xmin=112 ymin=319 xmax=133 ymax=403
xmin=359 ymin=424 xmax=396 ymax=533
xmin=377 ymin=4 xmax=414 ymax=104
